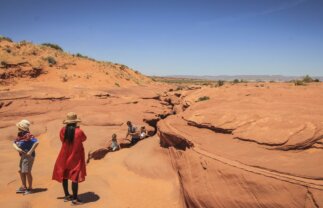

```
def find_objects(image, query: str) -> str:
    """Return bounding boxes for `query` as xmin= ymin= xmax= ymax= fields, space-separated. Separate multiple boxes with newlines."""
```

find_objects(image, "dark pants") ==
xmin=62 ymin=179 xmax=78 ymax=199
xmin=131 ymin=137 xmax=140 ymax=145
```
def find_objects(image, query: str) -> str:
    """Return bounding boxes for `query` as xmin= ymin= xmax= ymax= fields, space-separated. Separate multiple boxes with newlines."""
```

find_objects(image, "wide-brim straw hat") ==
xmin=16 ymin=119 xmax=30 ymax=131
xmin=63 ymin=112 xmax=81 ymax=124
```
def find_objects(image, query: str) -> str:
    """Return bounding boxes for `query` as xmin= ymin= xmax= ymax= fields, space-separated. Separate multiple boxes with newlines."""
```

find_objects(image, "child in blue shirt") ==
xmin=13 ymin=120 xmax=39 ymax=195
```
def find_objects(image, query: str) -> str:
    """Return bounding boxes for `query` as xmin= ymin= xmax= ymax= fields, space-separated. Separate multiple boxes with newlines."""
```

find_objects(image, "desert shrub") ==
xmin=75 ymin=53 xmax=88 ymax=58
xmin=16 ymin=40 xmax=28 ymax=48
xmin=60 ymin=74 xmax=68 ymax=82
xmin=269 ymin=80 xmax=276 ymax=83
xmin=75 ymin=53 xmax=96 ymax=61
xmin=42 ymin=43 xmax=63 ymax=51
xmin=175 ymin=86 xmax=184 ymax=91
xmin=0 ymin=61 xmax=8 ymax=67
xmin=120 ymin=65 xmax=128 ymax=70
xmin=196 ymin=96 xmax=210 ymax=102
xmin=217 ymin=80 xmax=224 ymax=87
xmin=115 ymin=82 xmax=120 ymax=87
xmin=293 ymin=75 xmax=320 ymax=85
xmin=0 ymin=35 xmax=13 ymax=42
xmin=302 ymin=75 xmax=314 ymax=83
xmin=294 ymin=80 xmax=306 ymax=86
xmin=233 ymin=79 xmax=240 ymax=84
xmin=46 ymin=56 xmax=57 ymax=65
xmin=19 ymin=40 xmax=29 ymax=45
xmin=301 ymin=75 xmax=320 ymax=83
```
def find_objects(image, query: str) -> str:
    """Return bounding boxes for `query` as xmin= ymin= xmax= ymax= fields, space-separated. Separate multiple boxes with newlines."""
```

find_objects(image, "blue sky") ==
xmin=1 ymin=0 xmax=322 ymax=76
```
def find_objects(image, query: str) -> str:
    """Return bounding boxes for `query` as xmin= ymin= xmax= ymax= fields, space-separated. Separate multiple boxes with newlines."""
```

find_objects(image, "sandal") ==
xmin=23 ymin=189 xmax=33 ymax=195
xmin=71 ymin=198 xmax=83 ymax=205
xmin=64 ymin=195 xmax=73 ymax=202
xmin=16 ymin=187 xmax=27 ymax=193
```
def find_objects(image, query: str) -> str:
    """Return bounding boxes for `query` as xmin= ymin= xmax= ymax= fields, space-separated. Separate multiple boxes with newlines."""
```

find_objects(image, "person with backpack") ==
xmin=13 ymin=119 xmax=39 ymax=195
xmin=52 ymin=112 xmax=87 ymax=205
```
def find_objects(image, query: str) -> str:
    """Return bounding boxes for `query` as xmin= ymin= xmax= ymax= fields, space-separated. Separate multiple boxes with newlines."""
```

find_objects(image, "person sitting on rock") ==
xmin=125 ymin=121 xmax=140 ymax=145
xmin=140 ymin=126 xmax=148 ymax=140
xmin=87 ymin=133 xmax=120 ymax=164
xmin=13 ymin=119 xmax=39 ymax=195
xmin=109 ymin=133 xmax=121 ymax=152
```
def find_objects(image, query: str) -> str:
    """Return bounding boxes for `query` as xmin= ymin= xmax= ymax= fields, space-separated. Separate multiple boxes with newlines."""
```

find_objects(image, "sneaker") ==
xmin=64 ymin=195 xmax=73 ymax=202
xmin=71 ymin=198 xmax=83 ymax=205
xmin=23 ymin=189 xmax=32 ymax=195
xmin=16 ymin=187 xmax=26 ymax=193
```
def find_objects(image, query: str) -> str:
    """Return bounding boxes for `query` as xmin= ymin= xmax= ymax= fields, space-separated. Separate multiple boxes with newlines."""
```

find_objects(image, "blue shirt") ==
xmin=15 ymin=138 xmax=38 ymax=157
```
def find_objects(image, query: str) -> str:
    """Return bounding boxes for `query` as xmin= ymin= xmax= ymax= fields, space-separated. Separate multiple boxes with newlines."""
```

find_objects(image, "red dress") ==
xmin=52 ymin=127 xmax=87 ymax=183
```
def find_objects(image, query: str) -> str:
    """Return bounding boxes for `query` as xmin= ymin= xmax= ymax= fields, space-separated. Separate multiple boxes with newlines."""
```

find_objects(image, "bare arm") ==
xmin=125 ymin=131 xmax=130 ymax=140
xmin=26 ymin=142 xmax=39 ymax=156
xmin=13 ymin=143 xmax=25 ymax=154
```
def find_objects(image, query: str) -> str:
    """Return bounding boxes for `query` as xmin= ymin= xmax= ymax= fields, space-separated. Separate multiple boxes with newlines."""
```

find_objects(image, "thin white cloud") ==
xmin=198 ymin=0 xmax=310 ymax=26
xmin=259 ymin=0 xmax=309 ymax=15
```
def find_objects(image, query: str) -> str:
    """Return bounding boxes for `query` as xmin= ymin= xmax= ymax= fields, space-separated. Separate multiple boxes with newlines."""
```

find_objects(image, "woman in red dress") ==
xmin=52 ymin=112 xmax=87 ymax=205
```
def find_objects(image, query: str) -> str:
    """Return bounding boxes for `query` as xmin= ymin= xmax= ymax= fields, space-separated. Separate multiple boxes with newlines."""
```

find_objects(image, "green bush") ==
xmin=302 ymin=75 xmax=314 ymax=83
xmin=75 ymin=53 xmax=88 ymax=58
xmin=46 ymin=56 xmax=57 ymax=65
xmin=217 ymin=80 xmax=224 ymax=87
xmin=196 ymin=96 xmax=210 ymax=102
xmin=0 ymin=35 xmax=13 ymax=42
xmin=233 ymin=79 xmax=240 ymax=84
xmin=0 ymin=61 xmax=8 ymax=67
xmin=42 ymin=43 xmax=63 ymax=51
xmin=75 ymin=53 xmax=96 ymax=61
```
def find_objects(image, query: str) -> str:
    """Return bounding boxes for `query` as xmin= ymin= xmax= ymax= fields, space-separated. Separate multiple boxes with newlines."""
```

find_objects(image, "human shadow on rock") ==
xmin=78 ymin=192 xmax=100 ymax=203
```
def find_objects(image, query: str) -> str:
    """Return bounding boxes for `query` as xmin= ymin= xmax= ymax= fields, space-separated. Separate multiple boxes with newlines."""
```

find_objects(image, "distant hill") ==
xmin=166 ymin=75 xmax=323 ymax=82
xmin=0 ymin=36 xmax=151 ymax=87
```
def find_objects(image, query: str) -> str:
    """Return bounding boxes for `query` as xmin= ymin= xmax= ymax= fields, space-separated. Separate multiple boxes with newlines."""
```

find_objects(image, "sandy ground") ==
xmin=1 ymin=82 xmax=323 ymax=207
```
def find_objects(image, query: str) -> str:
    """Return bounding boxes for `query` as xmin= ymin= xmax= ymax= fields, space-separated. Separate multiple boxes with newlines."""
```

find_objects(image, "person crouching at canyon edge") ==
xmin=13 ymin=119 xmax=39 ymax=195
xmin=125 ymin=121 xmax=140 ymax=145
xmin=52 ymin=112 xmax=87 ymax=205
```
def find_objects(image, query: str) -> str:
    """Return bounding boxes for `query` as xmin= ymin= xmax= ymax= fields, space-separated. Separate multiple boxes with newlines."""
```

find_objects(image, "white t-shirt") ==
xmin=110 ymin=140 xmax=119 ymax=151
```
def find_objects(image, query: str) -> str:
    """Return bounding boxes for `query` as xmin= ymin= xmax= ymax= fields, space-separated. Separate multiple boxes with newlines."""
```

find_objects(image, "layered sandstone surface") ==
xmin=158 ymin=82 xmax=323 ymax=207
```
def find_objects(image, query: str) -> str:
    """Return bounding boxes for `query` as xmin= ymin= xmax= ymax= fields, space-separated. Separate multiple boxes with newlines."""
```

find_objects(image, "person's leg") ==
xmin=19 ymin=157 xmax=27 ymax=189
xmin=19 ymin=171 xmax=27 ymax=189
xmin=62 ymin=179 xmax=70 ymax=197
xmin=26 ymin=172 xmax=33 ymax=190
xmin=72 ymin=182 xmax=78 ymax=200
xmin=24 ymin=156 xmax=34 ymax=192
